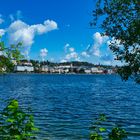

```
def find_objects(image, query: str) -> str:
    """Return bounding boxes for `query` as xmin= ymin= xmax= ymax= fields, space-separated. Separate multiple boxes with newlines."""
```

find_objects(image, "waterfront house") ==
xmin=107 ymin=69 xmax=115 ymax=74
xmin=41 ymin=65 xmax=49 ymax=73
xmin=91 ymin=67 xmax=104 ymax=74
xmin=14 ymin=62 xmax=34 ymax=73
xmin=84 ymin=69 xmax=91 ymax=74
xmin=91 ymin=67 xmax=99 ymax=73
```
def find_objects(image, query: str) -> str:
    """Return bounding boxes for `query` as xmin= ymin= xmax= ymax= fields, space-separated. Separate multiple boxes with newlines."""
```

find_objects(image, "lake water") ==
xmin=0 ymin=74 xmax=140 ymax=140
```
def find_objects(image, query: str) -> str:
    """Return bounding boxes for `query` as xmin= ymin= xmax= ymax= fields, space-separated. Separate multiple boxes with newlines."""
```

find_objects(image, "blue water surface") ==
xmin=0 ymin=74 xmax=140 ymax=140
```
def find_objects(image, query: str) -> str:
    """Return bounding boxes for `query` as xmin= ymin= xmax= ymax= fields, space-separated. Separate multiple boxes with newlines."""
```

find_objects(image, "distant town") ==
xmin=13 ymin=60 xmax=117 ymax=74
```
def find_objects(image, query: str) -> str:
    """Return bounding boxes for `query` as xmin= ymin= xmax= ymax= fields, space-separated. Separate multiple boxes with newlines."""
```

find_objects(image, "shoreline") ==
xmin=1 ymin=72 xmax=117 ymax=76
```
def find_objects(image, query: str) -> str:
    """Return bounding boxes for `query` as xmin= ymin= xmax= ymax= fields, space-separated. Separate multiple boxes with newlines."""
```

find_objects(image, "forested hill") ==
xmin=20 ymin=59 xmax=116 ymax=69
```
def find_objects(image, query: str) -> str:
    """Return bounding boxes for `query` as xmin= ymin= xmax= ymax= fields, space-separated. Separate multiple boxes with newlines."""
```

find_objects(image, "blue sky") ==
xmin=0 ymin=0 xmax=119 ymax=65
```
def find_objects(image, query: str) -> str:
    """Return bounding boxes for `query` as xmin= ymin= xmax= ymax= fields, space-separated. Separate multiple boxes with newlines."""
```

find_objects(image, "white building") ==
xmin=91 ymin=67 xmax=99 ymax=73
xmin=91 ymin=67 xmax=104 ymax=74
xmin=54 ymin=65 xmax=72 ymax=73
xmin=57 ymin=64 xmax=73 ymax=69
xmin=14 ymin=62 xmax=34 ymax=72
xmin=41 ymin=65 xmax=49 ymax=73
xmin=107 ymin=69 xmax=114 ymax=74
xmin=84 ymin=69 xmax=91 ymax=74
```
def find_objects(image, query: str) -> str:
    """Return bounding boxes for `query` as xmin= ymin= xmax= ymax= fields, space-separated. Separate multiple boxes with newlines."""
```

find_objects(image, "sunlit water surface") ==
xmin=0 ymin=74 xmax=140 ymax=140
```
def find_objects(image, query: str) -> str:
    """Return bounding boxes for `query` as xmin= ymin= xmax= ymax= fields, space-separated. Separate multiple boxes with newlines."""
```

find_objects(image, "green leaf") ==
xmin=6 ymin=118 xmax=15 ymax=123
xmin=0 ymin=99 xmax=38 ymax=139
xmin=99 ymin=127 xmax=106 ymax=132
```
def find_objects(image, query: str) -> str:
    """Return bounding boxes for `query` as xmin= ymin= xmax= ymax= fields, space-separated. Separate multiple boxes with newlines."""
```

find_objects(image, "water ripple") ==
xmin=0 ymin=74 xmax=140 ymax=140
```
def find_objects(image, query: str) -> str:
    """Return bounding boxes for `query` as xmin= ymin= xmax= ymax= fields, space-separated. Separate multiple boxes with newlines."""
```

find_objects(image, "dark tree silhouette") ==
xmin=91 ymin=0 xmax=140 ymax=83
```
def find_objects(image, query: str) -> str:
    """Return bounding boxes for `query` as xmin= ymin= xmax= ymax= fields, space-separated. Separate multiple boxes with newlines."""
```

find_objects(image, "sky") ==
xmin=0 ymin=0 xmax=120 ymax=65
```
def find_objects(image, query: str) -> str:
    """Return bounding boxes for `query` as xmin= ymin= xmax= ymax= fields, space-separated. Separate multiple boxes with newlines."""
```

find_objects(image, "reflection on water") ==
xmin=0 ymin=74 xmax=140 ymax=140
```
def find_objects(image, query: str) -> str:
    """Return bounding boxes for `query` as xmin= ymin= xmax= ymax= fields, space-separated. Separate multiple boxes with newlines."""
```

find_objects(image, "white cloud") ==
xmin=64 ymin=44 xmax=75 ymax=53
xmin=40 ymin=48 xmax=48 ymax=61
xmin=63 ymin=43 xmax=80 ymax=61
xmin=93 ymin=32 xmax=103 ymax=45
xmin=66 ymin=52 xmax=78 ymax=60
xmin=64 ymin=43 xmax=70 ymax=53
xmin=0 ymin=29 xmax=5 ymax=36
xmin=50 ymin=58 xmax=54 ymax=62
xmin=81 ymin=51 xmax=90 ymax=57
xmin=103 ymin=60 xmax=112 ymax=65
xmin=92 ymin=32 xmax=109 ymax=57
xmin=0 ymin=18 xmax=4 ymax=24
xmin=81 ymin=32 xmax=110 ymax=58
xmin=100 ymin=54 xmax=113 ymax=61
xmin=69 ymin=47 xmax=74 ymax=52
xmin=109 ymin=37 xmax=121 ymax=46
xmin=7 ymin=19 xmax=58 ymax=58
xmin=80 ymin=32 xmax=116 ymax=64
xmin=93 ymin=46 xmax=100 ymax=57
xmin=0 ymin=14 xmax=4 ymax=24
xmin=9 ymin=14 xmax=15 ymax=22
xmin=93 ymin=32 xmax=109 ymax=45
xmin=60 ymin=59 xmax=67 ymax=63
xmin=9 ymin=10 xmax=23 ymax=22
xmin=107 ymin=40 xmax=111 ymax=46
